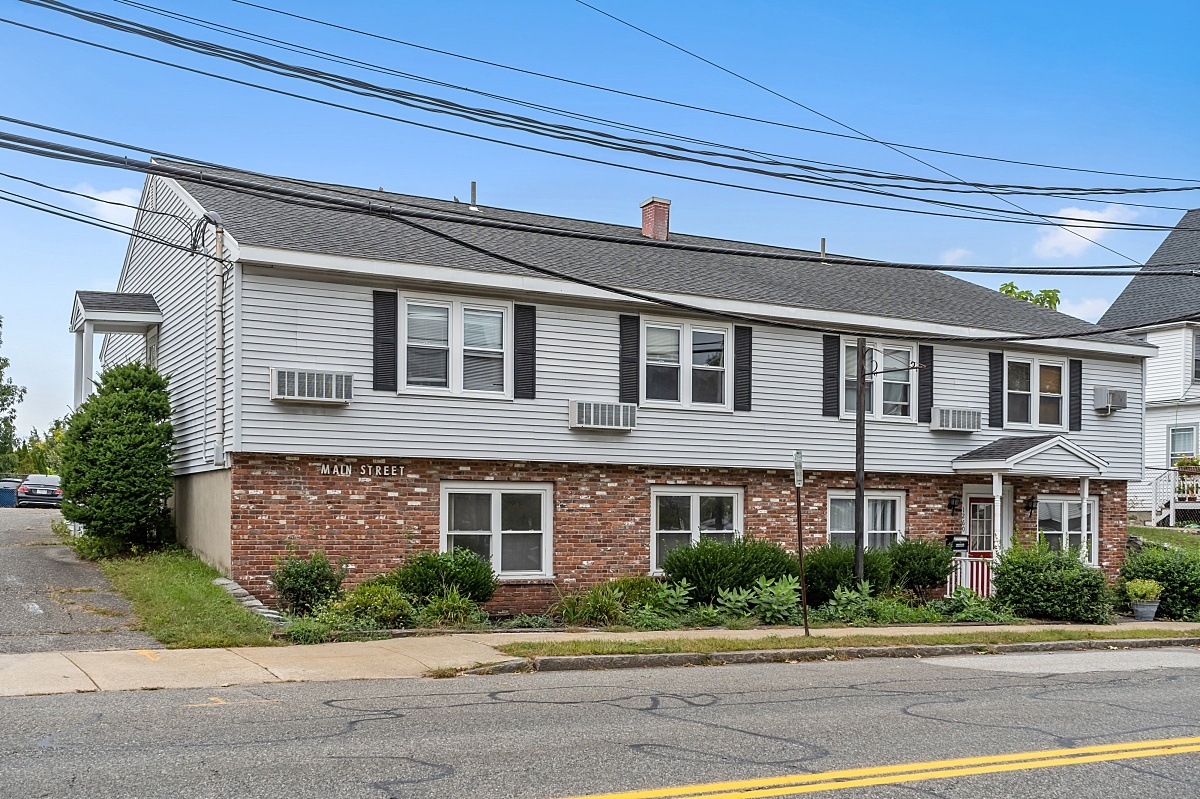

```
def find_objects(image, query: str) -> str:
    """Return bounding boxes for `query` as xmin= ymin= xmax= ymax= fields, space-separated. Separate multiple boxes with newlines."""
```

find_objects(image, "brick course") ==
xmin=226 ymin=453 xmax=1126 ymax=613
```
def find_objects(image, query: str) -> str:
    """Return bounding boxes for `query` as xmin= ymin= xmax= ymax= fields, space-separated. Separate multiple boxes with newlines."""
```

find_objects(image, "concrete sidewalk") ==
xmin=3 ymin=620 xmax=1199 ymax=698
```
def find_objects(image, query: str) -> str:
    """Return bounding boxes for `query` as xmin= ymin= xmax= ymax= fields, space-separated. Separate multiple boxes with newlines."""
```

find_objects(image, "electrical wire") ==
xmin=0 ymin=169 xmax=192 ymax=233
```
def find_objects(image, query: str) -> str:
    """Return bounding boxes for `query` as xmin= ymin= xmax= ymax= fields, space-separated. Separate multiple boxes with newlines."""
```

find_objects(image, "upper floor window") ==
xmin=404 ymin=298 xmax=510 ymax=396
xmin=842 ymin=340 xmax=914 ymax=420
xmin=827 ymin=490 xmax=905 ymax=549
xmin=1006 ymin=357 xmax=1064 ymax=428
xmin=1171 ymin=425 xmax=1197 ymax=465
xmin=1193 ymin=330 xmax=1200 ymax=381
xmin=642 ymin=320 xmax=730 ymax=408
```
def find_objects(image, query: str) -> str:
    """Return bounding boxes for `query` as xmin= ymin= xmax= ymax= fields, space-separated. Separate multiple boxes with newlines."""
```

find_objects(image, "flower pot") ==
xmin=1131 ymin=600 xmax=1160 ymax=622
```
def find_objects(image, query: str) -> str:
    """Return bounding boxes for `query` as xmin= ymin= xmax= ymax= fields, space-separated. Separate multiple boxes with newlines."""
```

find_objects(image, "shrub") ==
xmin=801 ymin=544 xmax=893 ymax=607
xmin=497 ymin=613 xmax=557 ymax=629
xmin=929 ymin=587 xmax=1018 ymax=623
xmin=1121 ymin=548 xmax=1200 ymax=619
xmin=271 ymin=550 xmax=346 ymax=616
xmin=627 ymin=604 xmax=680 ymax=631
xmin=605 ymin=576 xmax=664 ymax=607
xmin=383 ymin=549 xmax=498 ymax=603
xmin=418 ymin=587 xmax=488 ymax=628
xmin=336 ymin=583 xmax=417 ymax=629
xmin=553 ymin=582 xmax=627 ymax=626
xmin=715 ymin=586 xmax=754 ymax=617
xmin=889 ymin=540 xmax=955 ymax=594
xmin=60 ymin=363 xmax=175 ymax=552
xmin=993 ymin=543 xmax=1111 ymax=623
xmin=662 ymin=537 xmax=801 ymax=604
xmin=683 ymin=603 xmax=724 ymax=628
xmin=1125 ymin=579 xmax=1163 ymax=602
xmin=285 ymin=617 xmax=333 ymax=645
xmin=747 ymin=575 xmax=801 ymax=624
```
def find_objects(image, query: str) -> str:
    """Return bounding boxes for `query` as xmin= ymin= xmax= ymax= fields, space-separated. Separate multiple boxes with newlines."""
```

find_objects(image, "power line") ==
xmin=571 ymin=0 xmax=1144 ymax=265
xmin=0 ymin=169 xmax=192 ymax=232
xmin=225 ymin=0 xmax=1199 ymax=185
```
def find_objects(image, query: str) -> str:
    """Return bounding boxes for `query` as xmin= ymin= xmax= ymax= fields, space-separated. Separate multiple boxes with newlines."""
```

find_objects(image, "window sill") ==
xmin=837 ymin=413 xmax=917 ymax=424
xmin=398 ymin=389 xmax=514 ymax=402
xmin=496 ymin=576 xmax=557 ymax=584
xmin=641 ymin=401 xmax=735 ymax=414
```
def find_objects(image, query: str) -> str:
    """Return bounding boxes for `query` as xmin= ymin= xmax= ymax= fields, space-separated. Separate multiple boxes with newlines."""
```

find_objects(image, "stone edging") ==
xmin=212 ymin=578 xmax=285 ymax=626
xmin=462 ymin=636 xmax=1200 ymax=675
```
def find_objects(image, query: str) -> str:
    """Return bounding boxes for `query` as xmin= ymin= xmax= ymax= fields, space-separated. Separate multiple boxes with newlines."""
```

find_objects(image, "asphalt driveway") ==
xmin=0 ymin=508 xmax=156 ymax=653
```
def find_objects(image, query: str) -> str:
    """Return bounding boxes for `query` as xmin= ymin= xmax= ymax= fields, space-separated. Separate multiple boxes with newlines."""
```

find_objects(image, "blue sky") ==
xmin=1 ymin=0 xmax=1197 ymax=435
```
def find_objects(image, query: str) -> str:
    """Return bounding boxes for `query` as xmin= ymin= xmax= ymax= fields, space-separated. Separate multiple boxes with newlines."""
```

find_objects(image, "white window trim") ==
xmin=1004 ymin=355 xmax=1067 ymax=430
xmin=1036 ymin=494 xmax=1099 ymax=567
xmin=640 ymin=317 xmax=734 ymax=411
xmin=826 ymin=489 xmax=907 ymax=547
xmin=439 ymin=481 xmax=554 ymax=579
xmin=399 ymin=291 xmax=514 ymax=399
xmin=649 ymin=485 xmax=744 ymax=574
xmin=1170 ymin=424 xmax=1198 ymax=465
xmin=839 ymin=338 xmax=916 ymax=423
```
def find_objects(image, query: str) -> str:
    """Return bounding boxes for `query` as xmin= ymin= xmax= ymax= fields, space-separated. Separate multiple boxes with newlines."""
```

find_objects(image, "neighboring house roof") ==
xmin=1098 ymin=208 xmax=1200 ymax=329
xmin=75 ymin=291 xmax=161 ymax=314
xmin=166 ymin=165 xmax=1138 ymax=343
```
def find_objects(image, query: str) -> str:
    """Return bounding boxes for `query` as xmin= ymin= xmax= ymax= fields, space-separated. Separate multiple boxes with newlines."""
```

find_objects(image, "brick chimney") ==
xmin=640 ymin=197 xmax=671 ymax=241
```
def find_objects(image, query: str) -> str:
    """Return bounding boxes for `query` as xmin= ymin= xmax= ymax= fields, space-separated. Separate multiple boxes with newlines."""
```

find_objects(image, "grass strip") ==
xmin=101 ymin=549 xmax=277 ymax=649
xmin=1130 ymin=525 xmax=1200 ymax=552
xmin=496 ymin=628 xmax=1200 ymax=658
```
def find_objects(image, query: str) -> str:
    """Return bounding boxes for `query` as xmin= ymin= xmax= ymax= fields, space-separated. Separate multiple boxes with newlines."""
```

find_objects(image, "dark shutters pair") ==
xmin=987 ymin=353 xmax=1083 ymax=430
xmin=618 ymin=315 xmax=753 ymax=409
xmin=822 ymin=336 xmax=935 ymax=422
xmin=371 ymin=292 xmax=537 ymax=397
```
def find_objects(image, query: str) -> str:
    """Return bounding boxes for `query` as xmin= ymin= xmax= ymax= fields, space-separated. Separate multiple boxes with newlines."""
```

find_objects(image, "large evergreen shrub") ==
xmin=380 ymin=549 xmax=498 ymax=603
xmin=661 ymin=537 xmax=800 ymax=604
xmin=1121 ymin=547 xmax=1200 ymax=620
xmin=992 ymin=543 xmax=1111 ymax=623
xmin=801 ymin=543 xmax=893 ymax=607
xmin=889 ymin=539 xmax=955 ymax=594
xmin=60 ymin=363 xmax=174 ymax=552
xmin=271 ymin=550 xmax=346 ymax=615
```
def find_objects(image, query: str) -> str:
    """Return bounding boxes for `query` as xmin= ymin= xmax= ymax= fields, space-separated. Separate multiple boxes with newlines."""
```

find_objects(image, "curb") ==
xmin=474 ymin=637 xmax=1200 ymax=675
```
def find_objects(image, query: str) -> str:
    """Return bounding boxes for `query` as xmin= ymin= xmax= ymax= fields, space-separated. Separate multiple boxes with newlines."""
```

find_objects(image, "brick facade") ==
xmin=227 ymin=453 xmax=1126 ymax=613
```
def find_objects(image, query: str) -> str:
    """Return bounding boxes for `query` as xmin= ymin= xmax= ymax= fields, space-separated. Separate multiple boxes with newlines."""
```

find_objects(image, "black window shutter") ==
xmin=372 ymin=290 xmax=398 ymax=392
xmin=619 ymin=314 xmax=640 ymax=404
xmin=988 ymin=352 xmax=1004 ymax=428
xmin=1069 ymin=359 xmax=1083 ymax=432
xmin=733 ymin=325 xmax=752 ymax=411
xmin=822 ymin=334 xmax=841 ymax=417
xmin=513 ymin=304 xmax=537 ymax=399
xmin=917 ymin=345 xmax=934 ymax=423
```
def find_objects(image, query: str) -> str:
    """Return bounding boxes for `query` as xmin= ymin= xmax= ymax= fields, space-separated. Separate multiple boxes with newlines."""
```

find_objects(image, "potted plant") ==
xmin=1126 ymin=579 xmax=1163 ymax=621
xmin=1176 ymin=456 xmax=1200 ymax=476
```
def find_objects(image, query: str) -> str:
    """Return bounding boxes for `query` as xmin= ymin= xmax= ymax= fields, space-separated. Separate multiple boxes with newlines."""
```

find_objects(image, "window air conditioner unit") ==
xmin=929 ymin=406 xmax=982 ymax=432
xmin=569 ymin=400 xmax=637 ymax=431
xmin=1094 ymin=386 xmax=1127 ymax=415
xmin=271 ymin=369 xmax=354 ymax=403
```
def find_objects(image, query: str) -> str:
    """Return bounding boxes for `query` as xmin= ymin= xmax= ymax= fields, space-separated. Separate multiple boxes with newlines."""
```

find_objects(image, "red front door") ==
xmin=967 ymin=498 xmax=995 ymax=558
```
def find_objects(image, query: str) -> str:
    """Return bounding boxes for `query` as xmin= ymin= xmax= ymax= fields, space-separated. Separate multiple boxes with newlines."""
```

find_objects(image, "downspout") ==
xmin=208 ymin=212 xmax=226 ymax=467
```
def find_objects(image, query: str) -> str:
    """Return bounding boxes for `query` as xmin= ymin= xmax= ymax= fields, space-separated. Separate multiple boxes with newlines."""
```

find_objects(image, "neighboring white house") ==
xmin=71 ymin=164 xmax=1152 ymax=610
xmin=1102 ymin=208 xmax=1200 ymax=526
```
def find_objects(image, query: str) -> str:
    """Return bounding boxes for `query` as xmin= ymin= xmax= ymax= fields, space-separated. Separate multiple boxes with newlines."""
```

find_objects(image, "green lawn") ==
xmin=496 ymin=628 xmax=1200 ymax=658
xmin=1130 ymin=525 xmax=1200 ymax=552
xmin=101 ymin=549 xmax=277 ymax=649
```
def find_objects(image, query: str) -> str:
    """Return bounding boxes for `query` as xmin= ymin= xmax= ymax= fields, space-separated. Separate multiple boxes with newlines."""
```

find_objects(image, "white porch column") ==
xmin=1081 ymin=476 xmax=1091 ymax=563
xmin=992 ymin=472 xmax=1004 ymax=556
xmin=73 ymin=328 xmax=85 ymax=409
xmin=81 ymin=321 xmax=95 ymax=402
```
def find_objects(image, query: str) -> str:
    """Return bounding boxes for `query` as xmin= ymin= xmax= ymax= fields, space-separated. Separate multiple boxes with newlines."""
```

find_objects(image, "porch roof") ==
xmin=951 ymin=434 xmax=1107 ymax=478
xmin=69 ymin=291 xmax=162 ymax=334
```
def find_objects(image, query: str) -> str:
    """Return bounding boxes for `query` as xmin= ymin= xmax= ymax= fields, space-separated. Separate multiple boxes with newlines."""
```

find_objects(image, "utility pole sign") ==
xmin=793 ymin=450 xmax=811 ymax=637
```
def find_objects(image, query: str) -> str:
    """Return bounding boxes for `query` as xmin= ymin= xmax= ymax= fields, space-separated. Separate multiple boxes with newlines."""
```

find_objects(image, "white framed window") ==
xmin=1037 ymin=496 xmax=1099 ymax=566
xmin=1193 ymin=330 xmax=1200 ymax=382
xmin=641 ymin=319 xmax=732 ymax=409
xmin=650 ymin=486 xmax=743 ymax=572
xmin=827 ymin=490 xmax=906 ymax=550
xmin=841 ymin=340 xmax=915 ymax=421
xmin=1005 ymin=356 xmax=1066 ymax=428
xmin=402 ymin=295 xmax=512 ymax=396
xmin=1170 ymin=425 xmax=1197 ymax=465
xmin=440 ymin=482 xmax=553 ymax=578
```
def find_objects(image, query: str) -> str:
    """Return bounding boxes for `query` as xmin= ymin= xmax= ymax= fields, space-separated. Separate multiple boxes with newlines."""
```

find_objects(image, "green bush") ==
xmin=418 ymin=587 xmax=488 ymax=628
xmin=662 ymin=537 xmax=801 ymax=604
xmin=1122 ymin=548 xmax=1200 ymax=619
xmin=993 ymin=543 xmax=1111 ymax=623
xmin=271 ymin=550 xmax=346 ymax=616
xmin=60 ymin=363 xmax=175 ymax=552
xmin=801 ymin=544 xmax=893 ymax=607
xmin=606 ymin=576 xmax=666 ymax=607
xmin=683 ymin=603 xmax=724 ymax=628
xmin=1124 ymin=578 xmax=1163 ymax=602
xmin=497 ymin=613 xmax=557 ymax=629
xmin=336 ymin=583 xmax=417 ymax=629
xmin=929 ymin=587 xmax=1018 ymax=623
xmin=285 ymin=617 xmax=333 ymax=645
xmin=748 ymin=575 xmax=801 ymax=624
xmin=553 ymin=582 xmax=628 ymax=626
xmin=383 ymin=549 xmax=498 ymax=603
xmin=889 ymin=539 xmax=955 ymax=594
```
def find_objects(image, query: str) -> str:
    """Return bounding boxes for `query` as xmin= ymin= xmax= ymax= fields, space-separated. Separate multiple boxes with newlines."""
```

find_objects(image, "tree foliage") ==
xmin=0 ymin=317 xmax=27 ymax=474
xmin=14 ymin=419 xmax=66 ymax=475
xmin=60 ymin=363 xmax=174 ymax=550
xmin=999 ymin=282 xmax=1061 ymax=311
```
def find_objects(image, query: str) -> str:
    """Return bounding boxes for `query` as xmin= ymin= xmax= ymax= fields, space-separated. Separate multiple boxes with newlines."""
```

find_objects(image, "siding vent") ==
xmin=929 ymin=406 xmax=983 ymax=432
xmin=272 ymin=369 xmax=354 ymax=403
xmin=569 ymin=400 xmax=637 ymax=431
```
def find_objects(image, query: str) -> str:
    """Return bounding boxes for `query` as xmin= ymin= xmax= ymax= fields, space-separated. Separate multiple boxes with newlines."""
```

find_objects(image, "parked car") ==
xmin=16 ymin=474 xmax=62 ymax=508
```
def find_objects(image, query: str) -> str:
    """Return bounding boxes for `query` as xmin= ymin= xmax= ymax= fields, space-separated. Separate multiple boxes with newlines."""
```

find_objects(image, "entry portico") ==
xmin=69 ymin=291 xmax=162 ymax=408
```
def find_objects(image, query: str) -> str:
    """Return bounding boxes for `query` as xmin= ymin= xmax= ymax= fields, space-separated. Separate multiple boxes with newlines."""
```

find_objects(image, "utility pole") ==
xmin=854 ymin=337 xmax=867 ymax=581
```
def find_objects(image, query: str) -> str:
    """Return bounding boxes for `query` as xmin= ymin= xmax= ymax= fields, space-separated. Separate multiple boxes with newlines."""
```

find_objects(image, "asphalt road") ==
xmin=3 ymin=648 xmax=1200 ymax=798
xmin=0 ymin=508 xmax=156 ymax=653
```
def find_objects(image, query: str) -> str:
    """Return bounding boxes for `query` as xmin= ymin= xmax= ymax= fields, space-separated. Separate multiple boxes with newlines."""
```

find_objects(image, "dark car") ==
xmin=16 ymin=474 xmax=62 ymax=508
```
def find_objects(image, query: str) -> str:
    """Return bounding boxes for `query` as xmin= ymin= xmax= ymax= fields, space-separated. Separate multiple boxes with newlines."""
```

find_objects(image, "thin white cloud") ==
xmin=1058 ymin=297 xmax=1112 ymax=323
xmin=940 ymin=247 xmax=972 ymax=265
xmin=1032 ymin=204 xmax=1137 ymax=259
xmin=71 ymin=183 xmax=141 ymax=228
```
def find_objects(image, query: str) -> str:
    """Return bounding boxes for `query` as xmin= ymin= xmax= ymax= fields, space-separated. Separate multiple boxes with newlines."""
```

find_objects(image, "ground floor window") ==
xmin=441 ymin=482 xmax=553 ymax=578
xmin=827 ymin=490 xmax=905 ymax=549
xmin=650 ymin=486 xmax=743 ymax=572
xmin=1171 ymin=425 xmax=1197 ymax=465
xmin=1037 ymin=496 xmax=1099 ymax=565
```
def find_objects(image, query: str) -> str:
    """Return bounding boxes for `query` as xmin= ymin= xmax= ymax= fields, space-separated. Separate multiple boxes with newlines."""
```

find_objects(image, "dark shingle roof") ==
xmin=168 ymin=167 xmax=1140 ymax=343
xmin=1099 ymin=208 xmax=1200 ymax=329
xmin=76 ymin=291 xmax=161 ymax=314
xmin=952 ymin=435 xmax=1058 ymax=462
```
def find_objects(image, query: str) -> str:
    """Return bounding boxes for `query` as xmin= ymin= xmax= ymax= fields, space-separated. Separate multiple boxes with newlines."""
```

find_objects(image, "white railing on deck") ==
xmin=1128 ymin=467 xmax=1185 ymax=526
xmin=945 ymin=556 xmax=994 ymax=598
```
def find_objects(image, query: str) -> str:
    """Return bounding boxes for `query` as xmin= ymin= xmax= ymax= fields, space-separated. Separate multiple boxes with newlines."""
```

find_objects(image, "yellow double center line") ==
xmin=564 ymin=735 xmax=1200 ymax=798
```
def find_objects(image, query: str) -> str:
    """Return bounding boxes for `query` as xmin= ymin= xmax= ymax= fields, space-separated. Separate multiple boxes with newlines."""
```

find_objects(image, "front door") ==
xmin=967 ymin=498 xmax=994 ymax=558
